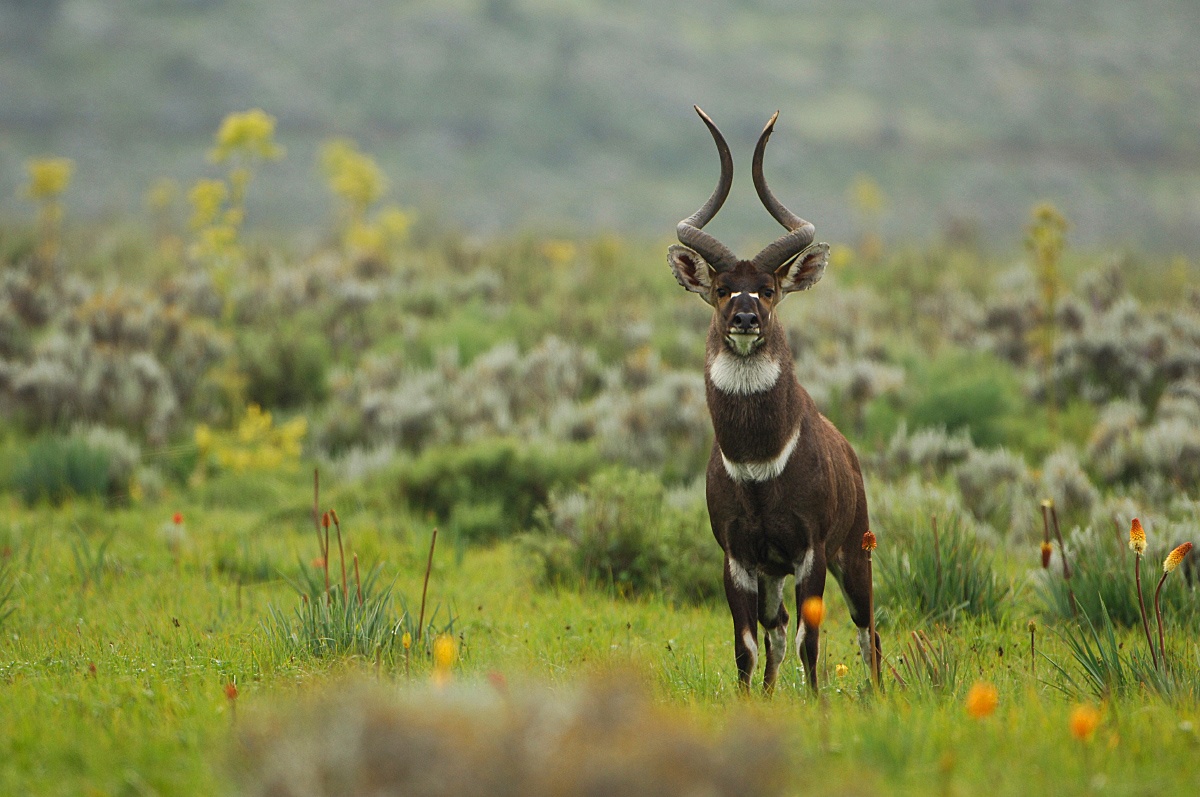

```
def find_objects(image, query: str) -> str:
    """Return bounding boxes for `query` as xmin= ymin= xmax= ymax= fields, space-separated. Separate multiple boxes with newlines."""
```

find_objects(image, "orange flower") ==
xmin=862 ymin=530 xmax=877 ymax=552
xmin=1069 ymin=704 xmax=1101 ymax=742
xmin=172 ymin=512 xmax=184 ymax=525
xmin=224 ymin=682 xmax=239 ymax=701
xmin=432 ymin=634 xmax=457 ymax=687
xmin=1164 ymin=542 xmax=1193 ymax=574
xmin=1040 ymin=541 xmax=1053 ymax=569
xmin=322 ymin=511 xmax=330 ymax=529
xmin=965 ymin=682 xmax=999 ymax=719
xmin=801 ymin=596 xmax=825 ymax=628
xmin=1128 ymin=518 xmax=1147 ymax=555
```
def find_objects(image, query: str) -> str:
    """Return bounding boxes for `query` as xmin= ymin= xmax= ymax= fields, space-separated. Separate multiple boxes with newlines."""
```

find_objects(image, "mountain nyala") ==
xmin=667 ymin=106 xmax=879 ymax=692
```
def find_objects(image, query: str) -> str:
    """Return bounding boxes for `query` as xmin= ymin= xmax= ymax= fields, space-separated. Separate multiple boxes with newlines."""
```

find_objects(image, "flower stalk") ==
xmin=862 ymin=529 xmax=879 ymax=686
xmin=1128 ymin=518 xmax=1157 ymax=670
xmin=417 ymin=527 xmax=439 ymax=643
xmin=1155 ymin=542 xmax=1193 ymax=669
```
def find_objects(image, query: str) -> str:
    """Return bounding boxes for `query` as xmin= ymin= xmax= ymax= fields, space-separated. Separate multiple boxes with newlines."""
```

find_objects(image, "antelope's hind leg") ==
xmin=832 ymin=547 xmax=881 ymax=682
xmin=758 ymin=573 xmax=789 ymax=693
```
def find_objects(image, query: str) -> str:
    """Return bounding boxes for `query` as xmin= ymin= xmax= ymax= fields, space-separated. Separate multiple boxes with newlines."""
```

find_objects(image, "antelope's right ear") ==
xmin=668 ymin=245 xmax=716 ymax=304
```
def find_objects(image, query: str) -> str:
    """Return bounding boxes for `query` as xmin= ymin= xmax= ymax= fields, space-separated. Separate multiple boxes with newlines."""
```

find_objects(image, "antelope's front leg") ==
xmin=794 ymin=547 xmax=828 ymax=692
xmin=724 ymin=554 xmax=759 ymax=690
xmin=758 ymin=573 xmax=789 ymax=694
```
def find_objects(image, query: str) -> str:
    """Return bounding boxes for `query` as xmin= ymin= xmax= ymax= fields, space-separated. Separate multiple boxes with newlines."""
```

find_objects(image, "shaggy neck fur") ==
xmin=708 ymin=350 xmax=782 ymax=396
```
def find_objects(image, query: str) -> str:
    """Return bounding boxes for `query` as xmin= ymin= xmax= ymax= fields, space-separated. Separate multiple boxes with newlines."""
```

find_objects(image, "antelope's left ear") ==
xmin=776 ymin=242 xmax=829 ymax=295
xmin=668 ymin=244 xmax=716 ymax=304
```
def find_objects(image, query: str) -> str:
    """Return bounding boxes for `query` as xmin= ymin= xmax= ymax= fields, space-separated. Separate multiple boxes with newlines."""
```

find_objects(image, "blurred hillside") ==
xmin=2 ymin=0 xmax=1199 ymax=251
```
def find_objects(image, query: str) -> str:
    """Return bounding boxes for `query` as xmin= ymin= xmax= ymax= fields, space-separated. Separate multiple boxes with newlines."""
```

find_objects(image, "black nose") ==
xmin=732 ymin=312 xmax=759 ymax=331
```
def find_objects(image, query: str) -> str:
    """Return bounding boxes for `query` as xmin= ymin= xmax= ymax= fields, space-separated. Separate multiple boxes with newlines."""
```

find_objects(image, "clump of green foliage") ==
xmin=876 ymin=513 xmax=1010 ymax=623
xmin=10 ymin=433 xmax=112 ymax=505
xmin=524 ymin=467 xmax=721 ymax=603
xmin=1036 ymin=525 xmax=1199 ymax=629
xmin=394 ymin=437 xmax=600 ymax=543
xmin=238 ymin=323 xmax=331 ymax=409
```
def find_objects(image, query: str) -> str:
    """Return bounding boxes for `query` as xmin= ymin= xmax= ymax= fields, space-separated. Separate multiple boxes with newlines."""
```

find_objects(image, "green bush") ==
xmin=876 ymin=512 xmax=1010 ymax=623
xmin=10 ymin=434 xmax=112 ymax=505
xmin=905 ymin=349 xmax=1024 ymax=448
xmin=394 ymin=437 xmax=600 ymax=543
xmin=239 ymin=325 xmax=331 ymax=409
xmin=524 ymin=467 xmax=722 ymax=603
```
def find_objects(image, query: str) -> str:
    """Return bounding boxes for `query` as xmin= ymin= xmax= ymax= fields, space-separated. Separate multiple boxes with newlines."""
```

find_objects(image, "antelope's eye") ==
xmin=716 ymin=287 xmax=729 ymax=298
xmin=762 ymin=288 xmax=774 ymax=299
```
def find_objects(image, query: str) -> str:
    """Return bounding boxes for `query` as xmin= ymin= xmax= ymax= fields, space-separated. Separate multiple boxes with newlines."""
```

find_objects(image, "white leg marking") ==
xmin=727 ymin=557 xmax=757 ymax=593
xmin=742 ymin=628 xmax=759 ymax=673
xmin=795 ymin=623 xmax=807 ymax=659
xmin=858 ymin=627 xmax=873 ymax=671
xmin=761 ymin=575 xmax=787 ymax=673
xmin=766 ymin=625 xmax=786 ymax=671
xmin=794 ymin=549 xmax=816 ymax=585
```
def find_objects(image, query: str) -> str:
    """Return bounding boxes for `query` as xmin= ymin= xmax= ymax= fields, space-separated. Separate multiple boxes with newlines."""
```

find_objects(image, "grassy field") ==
xmin=4 ymin=121 xmax=1200 ymax=794
xmin=2 ymin=485 xmax=1200 ymax=795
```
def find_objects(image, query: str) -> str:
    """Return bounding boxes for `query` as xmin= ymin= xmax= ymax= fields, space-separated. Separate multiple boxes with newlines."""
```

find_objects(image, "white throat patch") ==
xmin=708 ymin=351 xmax=782 ymax=396
xmin=721 ymin=426 xmax=801 ymax=483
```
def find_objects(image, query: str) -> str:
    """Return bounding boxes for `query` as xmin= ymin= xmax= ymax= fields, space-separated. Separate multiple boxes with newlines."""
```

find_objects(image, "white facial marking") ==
xmin=749 ymin=292 xmax=759 ymax=299
xmin=727 ymin=557 xmax=757 ymax=593
xmin=730 ymin=291 xmax=743 ymax=297
xmin=795 ymin=549 xmax=816 ymax=586
xmin=726 ymin=333 xmax=760 ymax=357
xmin=721 ymin=426 xmax=801 ymax=483
xmin=708 ymin=351 xmax=782 ymax=395
xmin=742 ymin=628 xmax=759 ymax=672
xmin=858 ymin=627 xmax=873 ymax=671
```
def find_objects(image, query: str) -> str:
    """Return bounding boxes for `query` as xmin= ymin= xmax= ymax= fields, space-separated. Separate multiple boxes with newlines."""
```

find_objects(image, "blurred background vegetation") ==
xmin=1 ymin=0 xmax=1199 ymax=251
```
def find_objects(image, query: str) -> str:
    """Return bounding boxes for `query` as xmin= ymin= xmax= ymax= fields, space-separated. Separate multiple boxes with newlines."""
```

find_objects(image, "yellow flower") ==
xmin=1069 ymin=705 xmax=1101 ymax=742
xmin=194 ymin=424 xmax=214 ymax=453
xmin=188 ymin=179 xmax=228 ymax=230
xmin=376 ymin=205 xmax=412 ymax=245
xmin=965 ymin=682 xmax=999 ymax=719
xmin=1164 ymin=542 xmax=1193 ymax=574
xmin=1129 ymin=518 xmax=1147 ymax=555
xmin=801 ymin=596 xmax=825 ymax=628
xmin=144 ymin=177 xmax=178 ymax=214
xmin=401 ymin=632 xmax=412 ymax=650
xmin=541 ymin=239 xmax=577 ymax=266
xmin=835 ymin=663 xmax=849 ymax=678
xmin=210 ymin=109 xmax=284 ymax=163
xmin=828 ymin=244 xmax=853 ymax=271
xmin=345 ymin=219 xmax=386 ymax=256
xmin=26 ymin=157 xmax=74 ymax=200
xmin=321 ymin=138 xmax=386 ymax=213
xmin=850 ymin=174 xmax=886 ymax=216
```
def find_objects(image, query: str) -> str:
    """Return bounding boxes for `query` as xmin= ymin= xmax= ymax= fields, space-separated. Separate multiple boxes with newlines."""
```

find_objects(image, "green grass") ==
xmin=2 ymin=488 xmax=1200 ymax=794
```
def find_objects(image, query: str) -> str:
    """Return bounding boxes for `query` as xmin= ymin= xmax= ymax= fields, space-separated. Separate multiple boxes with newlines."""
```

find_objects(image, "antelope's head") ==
xmin=668 ymin=107 xmax=829 ymax=357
